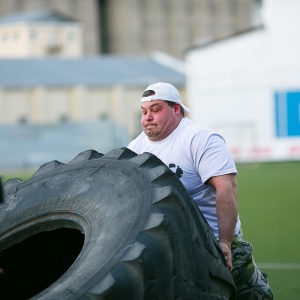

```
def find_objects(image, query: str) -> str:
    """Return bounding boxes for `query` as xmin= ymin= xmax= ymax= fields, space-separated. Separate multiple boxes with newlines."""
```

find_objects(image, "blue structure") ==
xmin=275 ymin=90 xmax=300 ymax=138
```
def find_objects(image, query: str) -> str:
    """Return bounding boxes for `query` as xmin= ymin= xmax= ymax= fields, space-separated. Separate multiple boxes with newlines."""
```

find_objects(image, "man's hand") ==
xmin=219 ymin=240 xmax=232 ymax=271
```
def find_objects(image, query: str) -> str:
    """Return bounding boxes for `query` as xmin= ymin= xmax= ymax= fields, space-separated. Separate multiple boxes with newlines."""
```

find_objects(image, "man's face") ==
xmin=141 ymin=100 xmax=181 ymax=141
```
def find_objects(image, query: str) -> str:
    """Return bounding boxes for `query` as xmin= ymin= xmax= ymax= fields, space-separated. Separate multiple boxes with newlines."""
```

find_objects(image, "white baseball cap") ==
xmin=141 ymin=82 xmax=190 ymax=113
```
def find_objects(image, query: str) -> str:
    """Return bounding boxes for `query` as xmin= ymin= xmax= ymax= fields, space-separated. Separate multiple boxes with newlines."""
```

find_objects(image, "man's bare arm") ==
xmin=207 ymin=174 xmax=238 ymax=271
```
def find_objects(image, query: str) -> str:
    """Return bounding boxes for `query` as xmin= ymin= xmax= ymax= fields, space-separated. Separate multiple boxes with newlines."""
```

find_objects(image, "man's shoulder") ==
xmin=127 ymin=132 xmax=146 ymax=152
xmin=180 ymin=119 xmax=227 ymax=147
xmin=181 ymin=118 xmax=214 ymax=136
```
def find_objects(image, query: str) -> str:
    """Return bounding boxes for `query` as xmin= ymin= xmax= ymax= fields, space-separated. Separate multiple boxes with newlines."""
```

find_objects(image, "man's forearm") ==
xmin=215 ymin=176 xmax=238 ymax=244
xmin=216 ymin=188 xmax=238 ymax=271
xmin=217 ymin=193 xmax=238 ymax=244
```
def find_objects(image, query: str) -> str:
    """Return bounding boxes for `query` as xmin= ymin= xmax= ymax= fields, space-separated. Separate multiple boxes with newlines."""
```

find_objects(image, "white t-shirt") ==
xmin=128 ymin=117 xmax=241 ymax=240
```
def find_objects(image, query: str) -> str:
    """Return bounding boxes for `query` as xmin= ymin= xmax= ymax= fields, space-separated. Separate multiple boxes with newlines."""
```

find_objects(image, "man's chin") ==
xmin=144 ymin=130 xmax=158 ymax=138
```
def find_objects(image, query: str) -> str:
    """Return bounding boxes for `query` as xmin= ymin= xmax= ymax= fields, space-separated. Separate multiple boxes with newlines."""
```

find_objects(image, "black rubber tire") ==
xmin=0 ymin=148 xmax=236 ymax=300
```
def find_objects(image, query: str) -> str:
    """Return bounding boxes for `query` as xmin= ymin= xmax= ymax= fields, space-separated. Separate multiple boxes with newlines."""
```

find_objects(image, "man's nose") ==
xmin=144 ymin=112 xmax=153 ymax=120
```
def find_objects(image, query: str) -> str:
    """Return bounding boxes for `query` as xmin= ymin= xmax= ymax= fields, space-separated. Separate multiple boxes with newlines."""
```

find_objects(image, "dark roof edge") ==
xmin=0 ymin=8 xmax=79 ymax=24
xmin=186 ymin=24 xmax=265 ymax=53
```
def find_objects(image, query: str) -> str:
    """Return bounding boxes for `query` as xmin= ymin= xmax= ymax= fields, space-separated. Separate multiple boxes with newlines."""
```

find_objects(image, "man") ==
xmin=127 ymin=82 xmax=273 ymax=299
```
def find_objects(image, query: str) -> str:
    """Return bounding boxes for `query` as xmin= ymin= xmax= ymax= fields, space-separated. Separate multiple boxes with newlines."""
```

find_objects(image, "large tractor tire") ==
xmin=0 ymin=148 xmax=236 ymax=300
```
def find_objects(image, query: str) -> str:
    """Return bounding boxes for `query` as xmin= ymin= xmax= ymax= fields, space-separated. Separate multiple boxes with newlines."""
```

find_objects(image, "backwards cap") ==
xmin=141 ymin=82 xmax=190 ymax=113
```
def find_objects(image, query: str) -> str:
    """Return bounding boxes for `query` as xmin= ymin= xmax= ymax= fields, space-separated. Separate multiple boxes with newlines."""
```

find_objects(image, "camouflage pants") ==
xmin=231 ymin=230 xmax=274 ymax=300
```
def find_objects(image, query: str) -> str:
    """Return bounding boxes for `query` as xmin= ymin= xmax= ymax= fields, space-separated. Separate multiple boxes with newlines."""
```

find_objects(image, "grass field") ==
xmin=236 ymin=161 xmax=300 ymax=300
xmin=2 ymin=160 xmax=300 ymax=299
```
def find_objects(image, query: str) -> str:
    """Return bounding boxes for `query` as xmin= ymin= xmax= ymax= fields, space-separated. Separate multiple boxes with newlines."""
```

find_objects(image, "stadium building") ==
xmin=186 ymin=0 xmax=300 ymax=162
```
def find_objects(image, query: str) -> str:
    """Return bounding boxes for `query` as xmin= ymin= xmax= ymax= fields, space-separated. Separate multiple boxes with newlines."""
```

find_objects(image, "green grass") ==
xmin=2 ymin=161 xmax=300 ymax=299
xmin=236 ymin=161 xmax=300 ymax=300
xmin=2 ymin=171 xmax=33 ymax=182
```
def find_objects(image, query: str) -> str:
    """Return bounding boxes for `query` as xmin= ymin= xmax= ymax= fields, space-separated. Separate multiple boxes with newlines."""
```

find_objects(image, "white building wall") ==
xmin=186 ymin=0 xmax=300 ymax=162
xmin=0 ymin=22 xmax=82 ymax=58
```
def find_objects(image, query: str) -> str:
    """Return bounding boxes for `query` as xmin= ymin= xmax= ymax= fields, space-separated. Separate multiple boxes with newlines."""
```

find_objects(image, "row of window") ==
xmin=16 ymin=113 xmax=110 ymax=125
xmin=0 ymin=29 xmax=78 ymax=42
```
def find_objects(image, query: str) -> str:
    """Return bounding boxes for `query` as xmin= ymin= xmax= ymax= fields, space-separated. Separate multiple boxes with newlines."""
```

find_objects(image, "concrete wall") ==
xmin=0 ymin=0 xmax=259 ymax=59
xmin=102 ymin=0 xmax=259 ymax=59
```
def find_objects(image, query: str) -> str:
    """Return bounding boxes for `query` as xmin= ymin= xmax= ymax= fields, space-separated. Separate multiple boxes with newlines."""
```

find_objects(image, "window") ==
xmin=275 ymin=90 xmax=300 ymax=137
xmin=13 ymin=31 xmax=19 ymax=40
xmin=30 ymin=30 xmax=37 ymax=40
xmin=1 ymin=32 xmax=8 ymax=41
xmin=67 ymin=31 xmax=76 ymax=41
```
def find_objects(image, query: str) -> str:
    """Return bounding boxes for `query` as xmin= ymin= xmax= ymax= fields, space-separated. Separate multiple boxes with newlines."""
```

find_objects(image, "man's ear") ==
xmin=174 ymin=103 xmax=181 ymax=113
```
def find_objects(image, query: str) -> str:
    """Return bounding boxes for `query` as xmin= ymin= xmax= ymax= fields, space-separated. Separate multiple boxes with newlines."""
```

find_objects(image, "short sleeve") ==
xmin=191 ymin=132 xmax=237 ymax=183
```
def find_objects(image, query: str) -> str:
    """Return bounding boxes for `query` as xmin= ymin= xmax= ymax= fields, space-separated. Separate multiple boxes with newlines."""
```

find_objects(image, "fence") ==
xmin=0 ymin=120 xmax=129 ymax=171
